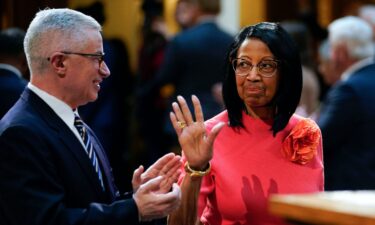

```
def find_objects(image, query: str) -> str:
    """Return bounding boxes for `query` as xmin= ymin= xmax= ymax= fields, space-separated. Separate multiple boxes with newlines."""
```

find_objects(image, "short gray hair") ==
xmin=24 ymin=8 xmax=101 ymax=74
xmin=328 ymin=16 xmax=374 ymax=60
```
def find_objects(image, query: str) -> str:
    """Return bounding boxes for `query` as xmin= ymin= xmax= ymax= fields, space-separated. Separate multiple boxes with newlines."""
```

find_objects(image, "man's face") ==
xmin=61 ymin=29 xmax=110 ymax=108
xmin=328 ymin=41 xmax=349 ymax=80
xmin=318 ymin=57 xmax=340 ymax=85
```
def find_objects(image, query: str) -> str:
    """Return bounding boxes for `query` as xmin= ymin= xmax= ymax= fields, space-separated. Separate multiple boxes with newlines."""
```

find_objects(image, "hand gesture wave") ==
xmin=170 ymin=95 xmax=224 ymax=170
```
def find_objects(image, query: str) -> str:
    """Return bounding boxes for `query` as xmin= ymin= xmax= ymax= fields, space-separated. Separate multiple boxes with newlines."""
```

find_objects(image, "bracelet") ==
xmin=184 ymin=161 xmax=211 ymax=178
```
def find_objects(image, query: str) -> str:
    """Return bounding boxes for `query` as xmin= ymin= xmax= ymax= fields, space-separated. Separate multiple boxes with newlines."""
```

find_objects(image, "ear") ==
xmin=331 ymin=44 xmax=349 ymax=72
xmin=334 ymin=44 xmax=349 ymax=64
xmin=48 ymin=52 xmax=67 ymax=77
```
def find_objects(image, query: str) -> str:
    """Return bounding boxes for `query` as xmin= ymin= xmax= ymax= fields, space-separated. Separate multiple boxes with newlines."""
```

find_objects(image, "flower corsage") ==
xmin=281 ymin=118 xmax=321 ymax=165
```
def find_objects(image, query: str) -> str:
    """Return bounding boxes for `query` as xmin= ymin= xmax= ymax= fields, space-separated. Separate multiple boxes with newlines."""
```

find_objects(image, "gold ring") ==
xmin=177 ymin=121 xmax=187 ymax=129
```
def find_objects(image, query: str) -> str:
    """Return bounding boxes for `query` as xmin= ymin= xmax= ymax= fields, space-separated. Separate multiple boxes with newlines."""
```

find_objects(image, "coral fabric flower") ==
xmin=282 ymin=118 xmax=321 ymax=165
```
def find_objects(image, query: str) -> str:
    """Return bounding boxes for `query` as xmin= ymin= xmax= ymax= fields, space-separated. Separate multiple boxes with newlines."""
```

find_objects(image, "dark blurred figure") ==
xmin=318 ymin=16 xmax=375 ymax=190
xmin=174 ymin=0 xmax=197 ymax=30
xmin=296 ymin=0 xmax=329 ymax=101
xmin=297 ymin=0 xmax=328 ymax=43
xmin=281 ymin=21 xmax=320 ymax=120
xmin=138 ymin=0 xmax=233 ymax=153
xmin=76 ymin=2 xmax=134 ymax=192
xmin=135 ymin=0 xmax=169 ymax=168
xmin=0 ymin=27 xmax=28 ymax=118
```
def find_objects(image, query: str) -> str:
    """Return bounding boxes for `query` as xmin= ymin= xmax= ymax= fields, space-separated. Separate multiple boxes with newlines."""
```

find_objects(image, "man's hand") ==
xmin=132 ymin=153 xmax=182 ymax=193
xmin=133 ymin=176 xmax=181 ymax=221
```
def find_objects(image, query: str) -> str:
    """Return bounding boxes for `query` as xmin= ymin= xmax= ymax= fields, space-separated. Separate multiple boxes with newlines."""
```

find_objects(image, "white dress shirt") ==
xmin=27 ymin=83 xmax=85 ymax=147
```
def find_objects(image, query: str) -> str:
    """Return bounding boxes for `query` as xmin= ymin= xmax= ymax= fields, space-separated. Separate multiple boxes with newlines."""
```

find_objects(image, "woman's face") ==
xmin=235 ymin=38 xmax=279 ymax=118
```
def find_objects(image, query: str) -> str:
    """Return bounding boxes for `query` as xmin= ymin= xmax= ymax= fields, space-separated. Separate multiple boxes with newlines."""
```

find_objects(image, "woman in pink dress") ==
xmin=167 ymin=22 xmax=324 ymax=225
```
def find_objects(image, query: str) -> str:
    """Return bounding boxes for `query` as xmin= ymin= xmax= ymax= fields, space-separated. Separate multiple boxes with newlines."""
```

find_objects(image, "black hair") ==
xmin=75 ymin=1 xmax=106 ymax=25
xmin=0 ymin=27 xmax=25 ymax=56
xmin=222 ymin=22 xmax=302 ymax=136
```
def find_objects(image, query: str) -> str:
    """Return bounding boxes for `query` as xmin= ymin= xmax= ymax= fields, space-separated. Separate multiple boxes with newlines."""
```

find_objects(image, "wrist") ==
xmin=188 ymin=163 xmax=208 ymax=171
xmin=184 ymin=161 xmax=211 ymax=179
xmin=132 ymin=193 xmax=142 ymax=222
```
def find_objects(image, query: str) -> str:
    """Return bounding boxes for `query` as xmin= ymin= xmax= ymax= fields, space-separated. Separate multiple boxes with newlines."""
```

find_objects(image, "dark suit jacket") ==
xmin=141 ymin=21 xmax=233 ymax=122
xmin=318 ymin=61 xmax=375 ymax=190
xmin=0 ymin=88 xmax=141 ymax=225
xmin=0 ymin=67 xmax=26 ymax=118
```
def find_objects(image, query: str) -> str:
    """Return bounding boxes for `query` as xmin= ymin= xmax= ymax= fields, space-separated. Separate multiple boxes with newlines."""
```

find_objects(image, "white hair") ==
xmin=24 ymin=8 xmax=102 ymax=74
xmin=328 ymin=16 xmax=374 ymax=59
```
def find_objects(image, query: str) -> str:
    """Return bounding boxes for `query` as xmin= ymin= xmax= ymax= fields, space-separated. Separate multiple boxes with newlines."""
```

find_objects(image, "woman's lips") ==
xmin=245 ymin=86 xmax=264 ymax=95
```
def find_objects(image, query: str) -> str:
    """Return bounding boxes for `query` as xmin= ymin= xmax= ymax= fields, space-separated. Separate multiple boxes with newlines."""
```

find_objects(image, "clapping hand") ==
xmin=132 ymin=153 xmax=182 ymax=221
xmin=132 ymin=153 xmax=181 ymax=194
xmin=133 ymin=176 xmax=181 ymax=221
xmin=170 ymin=95 xmax=224 ymax=170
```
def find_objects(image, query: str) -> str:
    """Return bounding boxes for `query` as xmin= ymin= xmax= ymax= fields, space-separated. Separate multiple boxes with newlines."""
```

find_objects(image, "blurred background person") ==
xmin=138 ymin=0 xmax=233 ymax=153
xmin=318 ymin=16 xmax=375 ymax=190
xmin=174 ymin=0 xmax=197 ymax=31
xmin=0 ymin=27 xmax=28 ymax=118
xmin=75 ymin=1 xmax=135 ymax=192
xmin=317 ymin=39 xmax=342 ymax=87
xmin=281 ymin=21 xmax=321 ymax=121
xmin=134 ymin=0 xmax=170 ymax=169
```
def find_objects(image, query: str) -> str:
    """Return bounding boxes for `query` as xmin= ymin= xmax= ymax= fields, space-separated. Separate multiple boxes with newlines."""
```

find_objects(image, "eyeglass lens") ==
xmin=232 ymin=59 xmax=278 ymax=77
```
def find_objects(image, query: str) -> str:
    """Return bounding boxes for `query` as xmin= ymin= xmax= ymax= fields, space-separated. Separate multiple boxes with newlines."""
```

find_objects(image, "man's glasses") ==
xmin=232 ymin=58 xmax=279 ymax=78
xmin=48 ymin=51 xmax=106 ymax=70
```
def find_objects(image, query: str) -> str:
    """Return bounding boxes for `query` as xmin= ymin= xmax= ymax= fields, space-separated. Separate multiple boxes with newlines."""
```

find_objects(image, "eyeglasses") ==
xmin=48 ymin=51 xmax=106 ymax=70
xmin=232 ymin=58 xmax=279 ymax=78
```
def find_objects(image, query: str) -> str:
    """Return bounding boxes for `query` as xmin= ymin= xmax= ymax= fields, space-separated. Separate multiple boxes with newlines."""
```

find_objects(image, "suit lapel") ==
xmin=21 ymin=89 xmax=107 ymax=199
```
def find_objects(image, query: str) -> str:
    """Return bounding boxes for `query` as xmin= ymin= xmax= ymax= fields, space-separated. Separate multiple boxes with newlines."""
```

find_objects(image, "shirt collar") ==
xmin=341 ymin=57 xmax=374 ymax=81
xmin=27 ymin=83 xmax=76 ymax=128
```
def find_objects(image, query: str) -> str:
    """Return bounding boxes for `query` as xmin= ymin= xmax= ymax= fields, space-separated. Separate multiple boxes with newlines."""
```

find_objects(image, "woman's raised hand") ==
xmin=170 ymin=95 xmax=224 ymax=170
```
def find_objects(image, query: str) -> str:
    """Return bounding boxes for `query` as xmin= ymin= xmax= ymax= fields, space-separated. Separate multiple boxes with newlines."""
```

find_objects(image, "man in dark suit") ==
xmin=0 ymin=8 xmax=181 ymax=225
xmin=318 ymin=16 xmax=375 ymax=190
xmin=0 ymin=27 xmax=28 ymax=118
xmin=139 ymin=0 xmax=233 ymax=153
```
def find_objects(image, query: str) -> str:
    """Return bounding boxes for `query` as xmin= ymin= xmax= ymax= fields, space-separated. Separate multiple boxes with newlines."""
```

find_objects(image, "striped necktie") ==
xmin=74 ymin=114 xmax=105 ymax=190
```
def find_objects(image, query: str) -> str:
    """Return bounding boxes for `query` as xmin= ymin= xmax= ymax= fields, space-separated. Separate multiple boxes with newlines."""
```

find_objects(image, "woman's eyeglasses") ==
xmin=232 ymin=58 xmax=279 ymax=78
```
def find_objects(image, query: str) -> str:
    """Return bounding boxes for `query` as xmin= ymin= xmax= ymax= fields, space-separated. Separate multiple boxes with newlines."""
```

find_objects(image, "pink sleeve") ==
xmin=317 ymin=131 xmax=325 ymax=191
xmin=197 ymin=172 xmax=215 ymax=217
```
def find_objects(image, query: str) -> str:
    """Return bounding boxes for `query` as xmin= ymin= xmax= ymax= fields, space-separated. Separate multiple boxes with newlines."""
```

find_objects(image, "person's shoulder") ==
xmin=1 ymin=108 xmax=34 ymax=130
xmin=350 ymin=64 xmax=375 ymax=81
xmin=204 ymin=110 xmax=228 ymax=131
xmin=281 ymin=114 xmax=322 ymax=166
xmin=284 ymin=114 xmax=319 ymax=132
xmin=289 ymin=114 xmax=304 ymax=125
xmin=0 ymin=99 xmax=43 ymax=133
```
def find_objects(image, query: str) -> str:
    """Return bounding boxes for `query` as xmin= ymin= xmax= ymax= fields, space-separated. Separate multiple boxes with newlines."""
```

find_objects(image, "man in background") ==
xmin=139 ymin=0 xmax=233 ymax=153
xmin=318 ymin=16 xmax=375 ymax=190
xmin=0 ymin=27 xmax=28 ymax=118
